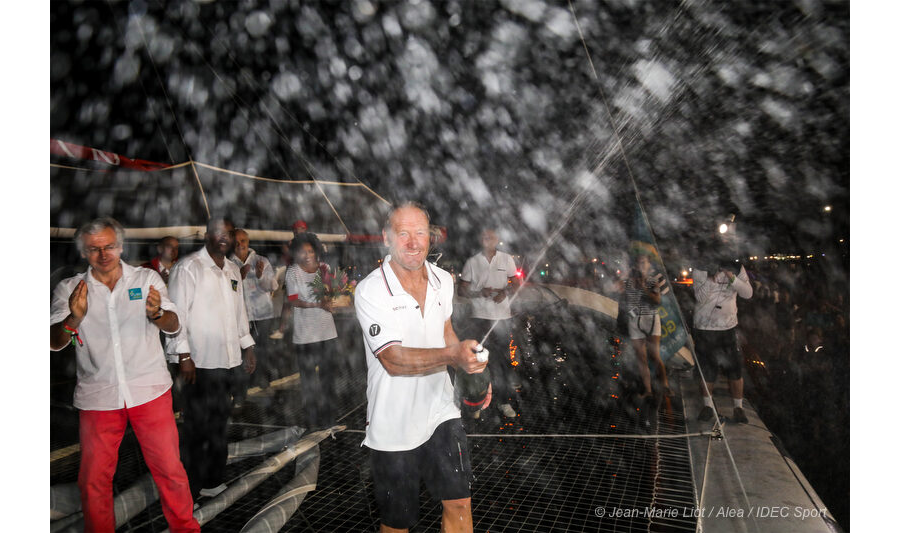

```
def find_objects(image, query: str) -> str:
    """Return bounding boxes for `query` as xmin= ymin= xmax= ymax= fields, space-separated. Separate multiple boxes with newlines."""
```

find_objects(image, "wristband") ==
xmin=179 ymin=355 xmax=191 ymax=362
xmin=63 ymin=323 xmax=83 ymax=347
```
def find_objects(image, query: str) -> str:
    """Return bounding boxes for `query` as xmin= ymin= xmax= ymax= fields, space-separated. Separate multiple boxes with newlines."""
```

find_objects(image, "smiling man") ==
xmin=458 ymin=227 xmax=521 ymax=419
xmin=167 ymin=217 xmax=256 ymax=500
xmin=230 ymin=228 xmax=279 ymax=394
xmin=354 ymin=202 xmax=486 ymax=533
xmin=50 ymin=217 xmax=198 ymax=532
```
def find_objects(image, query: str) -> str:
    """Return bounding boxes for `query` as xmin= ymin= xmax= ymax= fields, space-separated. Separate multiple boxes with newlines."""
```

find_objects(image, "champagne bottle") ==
xmin=455 ymin=346 xmax=491 ymax=412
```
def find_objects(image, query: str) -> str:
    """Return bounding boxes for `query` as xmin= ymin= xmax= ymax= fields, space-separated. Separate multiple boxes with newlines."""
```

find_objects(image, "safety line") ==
xmin=193 ymin=161 xmax=367 ymax=185
xmin=50 ymin=163 xmax=111 ymax=172
xmin=567 ymin=0 xmax=723 ymax=425
xmin=164 ymin=3 xmax=357 ymax=233
xmin=566 ymin=2 xmax=762 ymax=527
xmin=467 ymin=431 xmax=710 ymax=439
xmin=339 ymin=430 xmax=711 ymax=440
xmin=187 ymin=8 xmax=390 ymax=206
xmin=188 ymin=160 xmax=211 ymax=218
xmin=51 ymin=161 xmax=193 ymax=173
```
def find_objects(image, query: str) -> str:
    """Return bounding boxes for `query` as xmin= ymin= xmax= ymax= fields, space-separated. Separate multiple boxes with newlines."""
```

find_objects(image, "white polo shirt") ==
xmin=354 ymin=255 xmax=460 ymax=452
xmin=50 ymin=262 xmax=179 ymax=411
xmin=460 ymin=250 xmax=518 ymax=320
xmin=166 ymin=247 xmax=255 ymax=369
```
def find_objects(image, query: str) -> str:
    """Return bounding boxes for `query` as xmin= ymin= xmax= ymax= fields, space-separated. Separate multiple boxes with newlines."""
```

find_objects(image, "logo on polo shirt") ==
xmin=128 ymin=288 xmax=142 ymax=300
xmin=368 ymin=324 xmax=381 ymax=337
xmin=231 ymin=279 xmax=238 ymax=291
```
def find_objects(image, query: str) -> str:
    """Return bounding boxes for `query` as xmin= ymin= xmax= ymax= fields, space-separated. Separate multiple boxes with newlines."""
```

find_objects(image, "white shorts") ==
xmin=627 ymin=313 xmax=660 ymax=340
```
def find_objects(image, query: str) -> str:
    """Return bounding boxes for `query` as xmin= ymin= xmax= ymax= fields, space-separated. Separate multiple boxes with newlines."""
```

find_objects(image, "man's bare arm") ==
xmin=377 ymin=321 xmax=484 ymax=377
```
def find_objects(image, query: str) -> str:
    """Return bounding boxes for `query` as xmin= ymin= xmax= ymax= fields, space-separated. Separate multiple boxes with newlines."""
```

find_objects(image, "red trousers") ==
xmin=78 ymin=390 xmax=200 ymax=532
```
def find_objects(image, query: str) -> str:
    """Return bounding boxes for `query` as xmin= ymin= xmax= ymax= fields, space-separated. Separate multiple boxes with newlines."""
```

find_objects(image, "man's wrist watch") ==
xmin=150 ymin=308 xmax=165 ymax=320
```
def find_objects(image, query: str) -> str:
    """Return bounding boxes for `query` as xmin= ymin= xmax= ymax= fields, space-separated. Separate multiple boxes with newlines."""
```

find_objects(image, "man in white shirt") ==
xmin=167 ymin=217 xmax=257 ymax=499
xmin=458 ymin=228 xmax=521 ymax=418
xmin=50 ymin=217 xmax=199 ymax=533
xmin=692 ymin=255 xmax=753 ymax=424
xmin=354 ymin=202 xmax=486 ymax=533
xmin=231 ymin=228 xmax=279 ymax=392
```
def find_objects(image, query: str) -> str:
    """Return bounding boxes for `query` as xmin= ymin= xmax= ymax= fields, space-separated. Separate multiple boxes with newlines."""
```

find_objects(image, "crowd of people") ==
xmin=50 ymin=207 xmax=848 ymax=532
xmin=50 ymin=204 xmax=528 ymax=532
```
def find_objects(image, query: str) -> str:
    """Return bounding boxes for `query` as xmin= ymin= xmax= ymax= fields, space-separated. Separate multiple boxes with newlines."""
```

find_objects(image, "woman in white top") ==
xmin=283 ymin=232 xmax=338 ymax=429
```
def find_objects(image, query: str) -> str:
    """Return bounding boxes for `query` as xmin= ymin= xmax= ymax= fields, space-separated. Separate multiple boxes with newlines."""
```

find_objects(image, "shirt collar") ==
xmin=479 ymin=250 xmax=498 ymax=264
xmin=380 ymin=254 xmax=441 ymax=297
xmin=198 ymin=245 xmax=226 ymax=270
xmin=85 ymin=260 xmax=135 ymax=287
xmin=230 ymin=248 xmax=255 ymax=266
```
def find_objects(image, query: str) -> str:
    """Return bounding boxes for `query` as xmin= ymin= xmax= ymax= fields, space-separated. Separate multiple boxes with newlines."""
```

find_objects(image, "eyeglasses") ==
xmin=85 ymin=244 xmax=119 ymax=255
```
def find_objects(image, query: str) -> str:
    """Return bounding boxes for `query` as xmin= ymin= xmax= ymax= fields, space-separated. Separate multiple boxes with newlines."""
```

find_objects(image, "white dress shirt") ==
xmin=167 ymin=247 xmax=255 ymax=369
xmin=354 ymin=255 xmax=460 ymax=452
xmin=230 ymin=249 xmax=278 ymax=321
xmin=50 ymin=262 xmax=179 ymax=411
xmin=460 ymin=250 xmax=518 ymax=320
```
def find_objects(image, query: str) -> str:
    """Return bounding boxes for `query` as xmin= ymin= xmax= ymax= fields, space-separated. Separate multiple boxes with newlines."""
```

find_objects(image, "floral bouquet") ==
xmin=308 ymin=263 xmax=357 ymax=306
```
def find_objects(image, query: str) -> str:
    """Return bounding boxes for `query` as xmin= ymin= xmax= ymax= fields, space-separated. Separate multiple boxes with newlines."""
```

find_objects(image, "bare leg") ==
xmin=728 ymin=377 xmax=743 ymax=401
xmin=381 ymin=525 xmax=408 ymax=533
xmin=441 ymin=497 xmax=473 ymax=533
xmin=647 ymin=335 xmax=669 ymax=394
xmin=631 ymin=338 xmax=652 ymax=397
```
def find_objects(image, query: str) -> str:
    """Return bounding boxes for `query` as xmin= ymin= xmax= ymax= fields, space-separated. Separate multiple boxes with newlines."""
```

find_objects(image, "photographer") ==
xmin=692 ymin=256 xmax=753 ymax=424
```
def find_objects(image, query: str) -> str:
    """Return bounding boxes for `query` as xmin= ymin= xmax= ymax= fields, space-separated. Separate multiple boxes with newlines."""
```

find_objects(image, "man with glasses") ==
xmin=50 ymin=217 xmax=199 ymax=532
xmin=167 ymin=217 xmax=257 ymax=500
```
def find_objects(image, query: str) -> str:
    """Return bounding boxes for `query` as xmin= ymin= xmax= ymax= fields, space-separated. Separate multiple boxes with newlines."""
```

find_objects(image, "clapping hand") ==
xmin=68 ymin=280 xmax=88 ymax=324
xmin=145 ymin=285 xmax=162 ymax=318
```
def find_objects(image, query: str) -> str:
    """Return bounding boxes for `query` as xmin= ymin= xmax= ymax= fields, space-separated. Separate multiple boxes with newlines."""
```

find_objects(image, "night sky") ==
xmin=50 ymin=0 xmax=849 ymax=265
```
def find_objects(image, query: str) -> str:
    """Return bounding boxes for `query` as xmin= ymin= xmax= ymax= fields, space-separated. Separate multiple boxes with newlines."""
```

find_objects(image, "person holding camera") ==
xmin=692 ymin=259 xmax=753 ymax=423
xmin=620 ymin=251 xmax=671 ymax=401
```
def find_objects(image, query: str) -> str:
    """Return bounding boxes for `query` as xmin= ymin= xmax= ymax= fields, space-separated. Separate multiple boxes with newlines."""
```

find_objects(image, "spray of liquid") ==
xmin=477 ymin=161 xmax=616 ymax=348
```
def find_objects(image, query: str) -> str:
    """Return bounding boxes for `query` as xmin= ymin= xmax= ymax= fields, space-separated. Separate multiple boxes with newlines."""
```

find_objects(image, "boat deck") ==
xmin=50 ymin=308 xmax=838 ymax=532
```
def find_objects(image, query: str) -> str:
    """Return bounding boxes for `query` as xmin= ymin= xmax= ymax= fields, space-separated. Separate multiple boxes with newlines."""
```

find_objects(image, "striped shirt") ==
xmin=623 ymin=274 xmax=664 ymax=317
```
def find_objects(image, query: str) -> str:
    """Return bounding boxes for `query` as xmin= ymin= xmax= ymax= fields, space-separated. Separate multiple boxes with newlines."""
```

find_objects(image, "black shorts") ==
xmin=369 ymin=418 xmax=472 ymax=529
xmin=693 ymin=327 xmax=743 ymax=382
